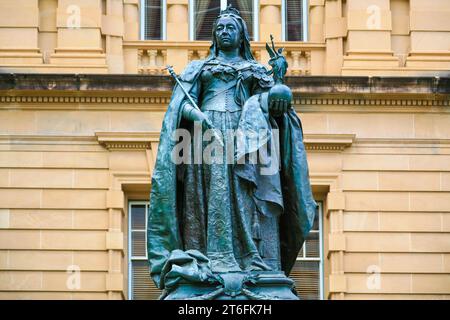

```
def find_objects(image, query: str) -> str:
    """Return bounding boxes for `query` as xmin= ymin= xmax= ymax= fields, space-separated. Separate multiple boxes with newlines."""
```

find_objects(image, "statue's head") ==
xmin=209 ymin=5 xmax=255 ymax=61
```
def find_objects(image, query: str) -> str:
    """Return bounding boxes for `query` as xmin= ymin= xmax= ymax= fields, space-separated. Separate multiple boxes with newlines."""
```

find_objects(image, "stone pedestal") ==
xmin=162 ymin=271 xmax=299 ymax=300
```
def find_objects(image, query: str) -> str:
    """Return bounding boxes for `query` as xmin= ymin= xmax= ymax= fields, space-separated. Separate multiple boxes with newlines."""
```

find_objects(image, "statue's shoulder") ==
xmin=179 ymin=59 xmax=207 ymax=82
xmin=247 ymin=60 xmax=274 ymax=87
xmin=249 ymin=60 xmax=269 ymax=72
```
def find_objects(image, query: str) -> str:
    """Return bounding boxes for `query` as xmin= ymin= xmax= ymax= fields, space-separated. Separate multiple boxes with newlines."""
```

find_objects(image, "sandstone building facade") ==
xmin=0 ymin=0 xmax=449 ymax=299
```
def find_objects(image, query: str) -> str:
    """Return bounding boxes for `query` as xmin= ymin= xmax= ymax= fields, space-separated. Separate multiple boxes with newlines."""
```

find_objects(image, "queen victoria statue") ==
xmin=147 ymin=6 xmax=317 ymax=300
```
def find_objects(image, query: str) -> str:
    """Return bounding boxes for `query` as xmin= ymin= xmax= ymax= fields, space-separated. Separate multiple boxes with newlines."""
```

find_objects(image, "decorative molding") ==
xmin=304 ymin=134 xmax=355 ymax=151
xmin=1 ymin=95 xmax=448 ymax=114
xmin=294 ymin=97 xmax=450 ymax=107
xmin=95 ymin=131 xmax=355 ymax=152
xmin=0 ymin=95 xmax=171 ymax=105
xmin=96 ymin=132 xmax=160 ymax=150
xmin=0 ymin=135 xmax=96 ymax=144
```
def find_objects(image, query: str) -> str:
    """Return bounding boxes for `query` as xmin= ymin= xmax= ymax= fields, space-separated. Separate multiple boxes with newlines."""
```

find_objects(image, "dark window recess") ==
xmin=286 ymin=0 xmax=305 ymax=41
xmin=228 ymin=0 xmax=253 ymax=40
xmin=129 ymin=203 xmax=162 ymax=300
xmin=195 ymin=0 xmax=221 ymax=40
xmin=131 ymin=260 xmax=161 ymax=300
xmin=144 ymin=0 xmax=162 ymax=40
xmin=290 ymin=260 xmax=320 ymax=300
xmin=195 ymin=0 xmax=254 ymax=41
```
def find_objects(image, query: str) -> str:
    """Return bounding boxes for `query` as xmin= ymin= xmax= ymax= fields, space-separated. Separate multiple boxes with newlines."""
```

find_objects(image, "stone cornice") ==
xmin=0 ymin=74 xmax=448 ymax=95
xmin=0 ymin=74 xmax=448 ymax=112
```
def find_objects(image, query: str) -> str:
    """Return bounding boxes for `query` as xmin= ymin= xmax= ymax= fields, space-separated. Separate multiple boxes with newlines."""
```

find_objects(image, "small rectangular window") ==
xmin=290 ymin=201 xmax=324 ymax=300
xmin=128 ymin=202 xmax=162 ymax=300
xmin=194 ymin=0 xmax=221 ymax=40
xmin=191 ymin=0 xmax=256 ymax=41
xmin=284 ymin=0 xmax=308 ymax=41
xmin=142 ymin=0 xmax=164 ymax=40
xmin=228 ymin=0 xmax=254 ymax=40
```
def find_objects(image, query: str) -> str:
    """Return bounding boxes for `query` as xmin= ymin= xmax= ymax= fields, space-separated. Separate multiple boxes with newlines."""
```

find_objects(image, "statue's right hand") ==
xmin=187 ymin=108 xmax=215 ymax=130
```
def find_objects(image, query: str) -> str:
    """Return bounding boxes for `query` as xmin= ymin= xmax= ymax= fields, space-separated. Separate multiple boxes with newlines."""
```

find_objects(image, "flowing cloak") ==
xmin=147 ymin=59 xmax=318 ymax=289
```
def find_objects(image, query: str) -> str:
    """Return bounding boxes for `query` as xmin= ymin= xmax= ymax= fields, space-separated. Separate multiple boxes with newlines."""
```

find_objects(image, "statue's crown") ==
xmin=219 ymin=4 xmax=241 ymax=17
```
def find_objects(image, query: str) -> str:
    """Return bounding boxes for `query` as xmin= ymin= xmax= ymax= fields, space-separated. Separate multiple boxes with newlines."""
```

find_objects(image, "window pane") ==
xmin=132 ymin=231 xmax=146 ymax=257
xmin=195 ymin=0 xmax=221 ymax=40
xmin=131 ymin=260 xmax=162 ymax=300
xmin=305 ymin=232 xmax=320 ymax=258
xmin=145 ymin=0 xmax=162 ymax=40
xmin=228 ymin=0 xmax=254 ymax=40
xmin=291 ymin=260 xmax=320 ymax=300
xmin=131 ymin=204 xmax=146 ymax=230
xmin=312 ymin=208 xmax=319 ymax=230
xmin=286 ymin=0 xmax=305 ymax=41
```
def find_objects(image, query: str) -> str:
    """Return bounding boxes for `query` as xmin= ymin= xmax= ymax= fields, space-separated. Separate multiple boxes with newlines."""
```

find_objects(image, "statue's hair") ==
xmin=207 ymin=5 xmax=255 ymax=61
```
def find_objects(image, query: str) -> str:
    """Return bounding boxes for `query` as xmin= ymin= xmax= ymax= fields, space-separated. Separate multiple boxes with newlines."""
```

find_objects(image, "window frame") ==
xmin=281 ymin=0 xmax=308 ymax=42
xmin=128 ymin=199 xmax=323 ymax=300
xmin=188 ymin=0 xmax=260 ymax=41
xmin=140 ymin=0 xmax=167 ymax=40
xmin=128 ymin=200 xmax=150 ymax=300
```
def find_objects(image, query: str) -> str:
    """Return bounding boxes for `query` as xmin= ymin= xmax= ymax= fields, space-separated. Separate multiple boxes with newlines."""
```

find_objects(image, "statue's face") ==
xmin=215 ymin=16 xmax=241 ymax=50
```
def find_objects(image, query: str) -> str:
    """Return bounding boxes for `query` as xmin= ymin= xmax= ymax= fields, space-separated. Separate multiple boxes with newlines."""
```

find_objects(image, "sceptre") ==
xmin=165 ymin=65 xmax=224 ymax=147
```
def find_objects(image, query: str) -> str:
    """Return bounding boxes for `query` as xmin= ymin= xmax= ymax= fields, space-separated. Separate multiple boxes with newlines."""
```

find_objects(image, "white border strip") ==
xmin=303 ymin=0 xmax=308 ymax=42
xmin=140 ymin=0 xmax=145 ymax=40
xmin=162 ymin=0 xmax=167 ymax=40
xmin=281 ymin=0 xmax=286 ymax=41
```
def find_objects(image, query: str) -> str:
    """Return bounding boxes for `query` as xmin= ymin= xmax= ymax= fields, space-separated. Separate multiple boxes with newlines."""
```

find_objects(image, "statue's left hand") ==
xmin=269 ymin=97 xmax=290 ymax=116
xmin=268 ymin=84 xmax=292 ymax=117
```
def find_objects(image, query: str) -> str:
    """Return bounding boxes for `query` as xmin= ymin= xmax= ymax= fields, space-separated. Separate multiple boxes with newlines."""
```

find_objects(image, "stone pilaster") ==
xmin=406 ymin=0 xmax=450 ymax=71
xmin=123 ymin=0 xmax=140 ymax=73
xmin=324 ymin=0 xmax=346 ymax=75
xmin=342 ymin=0 xmax=399 ymax=75
xmin=50 ymin=0 xmax=108 ymax=72
xmin=103 ymin=0 xmax=125 ymax=73
xmin=0 ymin=0 xmax=42 ymax=67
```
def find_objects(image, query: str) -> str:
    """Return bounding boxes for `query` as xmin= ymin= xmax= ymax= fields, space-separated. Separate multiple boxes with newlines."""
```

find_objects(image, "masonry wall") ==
xmin=0 ymin=77 xmax=449 ymax=299
xmin=300 ymin=103 xmax=450 ymax=299
xmin=0 ymin=96 xmax=166 ymax=299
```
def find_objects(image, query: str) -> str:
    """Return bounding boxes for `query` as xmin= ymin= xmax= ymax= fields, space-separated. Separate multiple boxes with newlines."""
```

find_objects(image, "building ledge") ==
xmin=0 ymin=74 xmax=448 ymax=96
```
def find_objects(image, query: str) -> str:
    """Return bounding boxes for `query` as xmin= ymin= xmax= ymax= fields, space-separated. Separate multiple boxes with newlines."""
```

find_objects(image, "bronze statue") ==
xmin=147 ymin=6 xmax=317 ymax=300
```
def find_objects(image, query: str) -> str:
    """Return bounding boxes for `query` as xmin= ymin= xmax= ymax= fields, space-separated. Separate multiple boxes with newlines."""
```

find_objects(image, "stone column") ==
xmin=166 ymin=0 xmax=189 ymax=73
xmin=342 ymin=0 xmax=399 ymax=75
xmin=167 ymin=0 xmax=189 ymax=41
xmin=309 ymin=0 xmax=326 ymax=75
xmin=406 ymin=0 xmax=450 ymax=73
xmin=50 ymin=0 xmax=108 ymax=72
xmin=310 ymin=0 xmax=325 ymax=43
xmin=0 ymin=0 xmax=42 ymax=67
xmin=259 ymin=0 xmax=282 ymax=66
